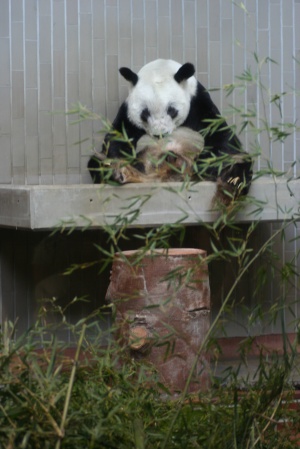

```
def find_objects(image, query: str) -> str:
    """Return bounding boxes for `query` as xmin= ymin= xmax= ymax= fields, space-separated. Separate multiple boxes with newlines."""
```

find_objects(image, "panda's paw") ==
xmin=227 ymin=176 xmax=243 ymax=188
xmin=213 ymin=165 xmax=252 ymax=207
xmin=213 ymin=177 xmax=238 ymax=206
xmin=88 ymin=152 xmax=113 ymax=183
xmin=221 ymin=162 xmax=252 ymax=193
xmin=112 ymin=163 xmax=129 ymax=184
xmin=112 ymin=162 xmax=147 ymax=184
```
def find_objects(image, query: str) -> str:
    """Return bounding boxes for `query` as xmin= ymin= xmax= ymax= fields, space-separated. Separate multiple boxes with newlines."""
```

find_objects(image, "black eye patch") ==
xmin=140 ymin=108 xmax=151 ymax=122
xmin=167 ymin=106 xmax=178 ymax=119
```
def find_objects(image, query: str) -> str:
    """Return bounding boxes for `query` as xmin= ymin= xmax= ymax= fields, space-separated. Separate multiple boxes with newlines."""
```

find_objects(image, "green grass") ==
xmin=0 ymin=311 xmax=299 ymax=449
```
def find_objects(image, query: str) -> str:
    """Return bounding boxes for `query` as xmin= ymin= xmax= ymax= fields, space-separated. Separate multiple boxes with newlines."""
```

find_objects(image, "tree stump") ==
xmin=105 ymin=248 xmax=211 ymax=395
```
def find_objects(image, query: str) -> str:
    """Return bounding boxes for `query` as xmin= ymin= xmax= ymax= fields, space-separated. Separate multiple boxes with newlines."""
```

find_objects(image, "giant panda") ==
xmin=88 ymin=59 xmax=252 ymax=203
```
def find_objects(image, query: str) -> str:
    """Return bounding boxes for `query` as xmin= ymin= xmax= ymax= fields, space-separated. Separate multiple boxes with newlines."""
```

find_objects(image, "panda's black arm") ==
xmin=88 ymin=102 xmax=145 ymax=183
xmin=184 ymin=82 xmax=252 ymax=189
xmin=183 ymin=82 xmax=238 ymax=145
xmin=103 ymin=102 xmax=145 ymax=159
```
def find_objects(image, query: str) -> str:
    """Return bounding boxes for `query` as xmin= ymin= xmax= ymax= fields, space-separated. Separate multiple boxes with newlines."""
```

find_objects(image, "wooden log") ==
xmin=105 ymin=248 xmax=211 ymax=396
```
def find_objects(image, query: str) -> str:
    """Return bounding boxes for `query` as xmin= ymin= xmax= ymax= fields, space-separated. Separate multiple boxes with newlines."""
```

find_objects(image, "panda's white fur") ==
xmin=126 ymin=59 xmax=197 ymax=136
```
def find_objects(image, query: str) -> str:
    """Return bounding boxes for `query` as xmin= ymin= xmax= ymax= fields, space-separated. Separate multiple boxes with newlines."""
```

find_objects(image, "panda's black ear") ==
xmin=174 ymin=63 xmax=195 ymax=83
xmin=119 ymin=67 xmax=139 ymax=86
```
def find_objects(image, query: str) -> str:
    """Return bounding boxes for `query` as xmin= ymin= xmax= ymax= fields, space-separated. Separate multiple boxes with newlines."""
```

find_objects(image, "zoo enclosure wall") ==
xmin=1 ymin=0 xmax=299 ymax=185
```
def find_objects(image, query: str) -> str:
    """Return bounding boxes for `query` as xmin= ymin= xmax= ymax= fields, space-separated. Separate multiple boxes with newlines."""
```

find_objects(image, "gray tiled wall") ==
xmin=0 ymin=0 xmax=299 ymax=184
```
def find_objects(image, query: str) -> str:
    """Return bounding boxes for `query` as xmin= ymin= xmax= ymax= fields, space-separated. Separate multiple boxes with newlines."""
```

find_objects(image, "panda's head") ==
xmin=119 ymin=59 xmax=197 ymax=137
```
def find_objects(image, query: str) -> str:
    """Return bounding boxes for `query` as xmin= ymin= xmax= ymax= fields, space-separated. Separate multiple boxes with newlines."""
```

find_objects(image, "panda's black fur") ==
xmin=88 ymin=59 xmax=252 ymax=202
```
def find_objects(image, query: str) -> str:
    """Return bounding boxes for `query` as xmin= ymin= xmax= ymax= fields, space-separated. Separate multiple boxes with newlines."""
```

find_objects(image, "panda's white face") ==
xmin=122 ymin=59 xmax=197 ymax=137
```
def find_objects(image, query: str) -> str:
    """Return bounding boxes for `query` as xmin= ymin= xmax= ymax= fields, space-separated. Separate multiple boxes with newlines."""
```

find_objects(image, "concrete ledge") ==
xmin=0 ymin=177 xmax=299 ymax=230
